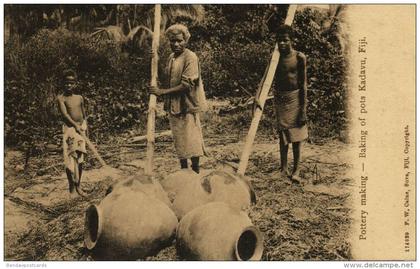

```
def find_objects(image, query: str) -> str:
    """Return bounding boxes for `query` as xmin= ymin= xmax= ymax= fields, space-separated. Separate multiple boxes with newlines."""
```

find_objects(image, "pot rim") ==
xmin=234 ymin=225 xmax=264 ymax=261
xmin=84 ymin=204 xmax=103 ymax=250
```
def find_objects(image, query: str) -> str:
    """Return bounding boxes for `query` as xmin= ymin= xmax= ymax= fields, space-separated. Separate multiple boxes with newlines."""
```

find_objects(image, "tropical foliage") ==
xmin=5 ymin=4 xmax=347 ymax=147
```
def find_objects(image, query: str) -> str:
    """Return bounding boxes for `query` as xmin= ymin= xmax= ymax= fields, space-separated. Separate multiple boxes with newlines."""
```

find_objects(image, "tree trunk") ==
xmin=4 ymin=12 xmax=11 ymax=43
xmin=145 ymin=4 xmax=161 ymax=176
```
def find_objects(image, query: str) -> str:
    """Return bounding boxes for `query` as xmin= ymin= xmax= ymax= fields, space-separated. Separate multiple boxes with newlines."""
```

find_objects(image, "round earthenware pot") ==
xmin=84 ymin=188 xmax=178 ymax=260
xmin=176 ymin=202 xmax=263 ymax=261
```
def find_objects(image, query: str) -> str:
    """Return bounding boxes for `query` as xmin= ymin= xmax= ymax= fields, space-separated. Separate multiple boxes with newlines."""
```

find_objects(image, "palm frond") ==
xmin=90 ymin=5 xmax=205 ymax=53
xmin=162 ymin=4 xmax=205 ymax=25
xmin=321 ymin=4 xmax=348 ymax=53
xmin=127 ymin=25 xmax=152 ymax=41
xmin=127 ymin=25 xmax=153 ymax=48
xmin=91 ymin=26 xmax=126 ymax=43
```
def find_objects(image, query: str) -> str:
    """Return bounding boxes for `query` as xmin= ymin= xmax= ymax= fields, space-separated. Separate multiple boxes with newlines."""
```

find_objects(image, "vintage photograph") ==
xmin=3 ymin=4 xmax=415 ymax=262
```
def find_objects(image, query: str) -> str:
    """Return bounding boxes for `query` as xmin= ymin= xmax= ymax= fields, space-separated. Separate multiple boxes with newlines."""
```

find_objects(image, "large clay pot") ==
xmin=106 ymin=175 xmax=171 ymax=207
xmin=176 ymin=202 xmax=264 ymax=260
xmin=201 ymin=170 xmax=256 ymax=211
xmin=160 ymin=169 xmax=202 ymax=202
xmin=160 ymin=170 xmax=209 ymax=218
xmin=84 ymin=188 xmax=178 ymax=260
xmin=161 ymin=169 xmax=255 ymax=219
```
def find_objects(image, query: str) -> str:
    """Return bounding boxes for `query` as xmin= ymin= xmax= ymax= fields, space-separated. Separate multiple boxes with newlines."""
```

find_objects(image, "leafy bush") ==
xmin=5 ymin=28 xmax=150 ymax=146
xmin=293 ymin=8 xmax=347 ymax=137
xmin=189 ymin=5 xmax=274 ymax=98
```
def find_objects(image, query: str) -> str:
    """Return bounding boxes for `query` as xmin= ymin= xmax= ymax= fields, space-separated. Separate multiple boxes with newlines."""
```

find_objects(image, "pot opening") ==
xmin=84 ymin=205 xmax=100 ymax=250
xmin=235 ymin=226 xmax=263 ymax=261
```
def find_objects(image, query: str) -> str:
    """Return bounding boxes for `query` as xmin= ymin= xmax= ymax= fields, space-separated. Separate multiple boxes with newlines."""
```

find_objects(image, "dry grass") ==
xmin=5 ymin=108 xmax=352 ymax=261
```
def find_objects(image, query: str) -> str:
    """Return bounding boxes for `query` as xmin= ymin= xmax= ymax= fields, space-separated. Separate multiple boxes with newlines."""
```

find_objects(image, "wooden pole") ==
xmin=237 ymin=5 xmax=297 ymax=176
xmin=80 ymin=133 xmax=107 ymax=167
xmin=284 ymin=5 xmax=297 ymax=26
xmin=145 ymin=4 xmax=161 ymax=176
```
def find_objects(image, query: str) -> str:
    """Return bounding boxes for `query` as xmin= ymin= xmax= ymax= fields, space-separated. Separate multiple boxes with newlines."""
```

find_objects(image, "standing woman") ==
xmin=149 ymin=24 xmax=206 ymax=174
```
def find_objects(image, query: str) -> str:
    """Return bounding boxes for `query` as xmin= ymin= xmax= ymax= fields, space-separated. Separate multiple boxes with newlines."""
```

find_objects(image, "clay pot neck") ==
xmin=84 ymin=205 xmax=102 ymax=250
xmin=235 ymin=226 xmax=263 ymax=261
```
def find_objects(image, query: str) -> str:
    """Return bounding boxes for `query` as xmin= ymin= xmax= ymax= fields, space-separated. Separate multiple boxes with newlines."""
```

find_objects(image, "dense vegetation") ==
xmin=5 ymin=4 xmax=347 ymax=147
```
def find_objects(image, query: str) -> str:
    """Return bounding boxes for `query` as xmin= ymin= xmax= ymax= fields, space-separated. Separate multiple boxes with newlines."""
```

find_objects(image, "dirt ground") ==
xmin=4 ymin=111 xmax=353 ymax=261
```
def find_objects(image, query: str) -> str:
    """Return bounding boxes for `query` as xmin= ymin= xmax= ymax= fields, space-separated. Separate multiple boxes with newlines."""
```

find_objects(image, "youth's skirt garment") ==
xmin=274 ymin=89 xmax=308 ymax=145
xmin=63 ymin=120 xmax=87 ymax=171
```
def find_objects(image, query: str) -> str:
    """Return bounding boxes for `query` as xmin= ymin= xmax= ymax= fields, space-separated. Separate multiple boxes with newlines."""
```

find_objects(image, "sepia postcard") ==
xmin=2 ymin=3 xmax=416 ymax=267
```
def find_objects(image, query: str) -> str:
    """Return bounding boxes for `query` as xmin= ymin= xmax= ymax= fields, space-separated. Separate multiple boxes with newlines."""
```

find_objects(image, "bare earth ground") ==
xmin=4 ymin=109 xmax=353 ymax=261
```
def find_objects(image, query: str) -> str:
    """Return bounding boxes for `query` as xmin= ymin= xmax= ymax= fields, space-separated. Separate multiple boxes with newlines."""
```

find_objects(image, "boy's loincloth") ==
xmin=274 ymin=89 xmax=308 ymax=145
xmin=63 ymin=120 xmax=87 ymax=172
xmin=169 ymin=113 xmax=205 ymax=159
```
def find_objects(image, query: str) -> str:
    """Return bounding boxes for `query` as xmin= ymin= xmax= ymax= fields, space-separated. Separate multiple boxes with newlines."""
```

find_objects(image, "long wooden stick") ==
xmin=80 ymin=133 xmax=107 ymax=167
xmin=145 ymin=4 xmax=161 ymax=176
xmin=237 ymin=5 xmax=297 ymax=176
xmin=128 ymin=130 xmax=172 ymax=143
xmin=284 ymin=5 xmax=297 ymax=26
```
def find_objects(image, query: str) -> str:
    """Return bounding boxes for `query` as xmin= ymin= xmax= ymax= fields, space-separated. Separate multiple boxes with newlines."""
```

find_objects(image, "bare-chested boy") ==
xmin=57 ymin=69 xmax=88 ymax=196
xmin=256 ymin=25 xmax=308 ymax=183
